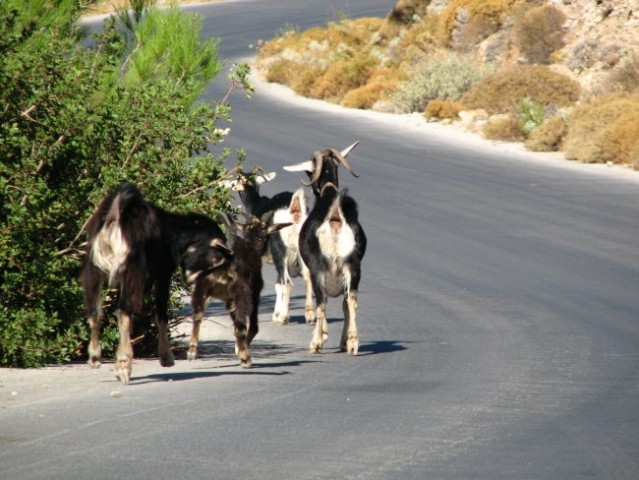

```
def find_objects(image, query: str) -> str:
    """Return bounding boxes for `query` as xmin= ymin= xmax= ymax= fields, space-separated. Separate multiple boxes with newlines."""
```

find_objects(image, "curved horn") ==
xmin=283 ymin=160 xmax=314 ymax=172
xmin=255 ymin=171 xmax=276 ymax=185
xmin=329 ymin=147 xmax=359 ymax=178
xmin=340 ymin=141 xmax=359 ymax=158
xmin=302 ymin=151 xmax=324 ymax=186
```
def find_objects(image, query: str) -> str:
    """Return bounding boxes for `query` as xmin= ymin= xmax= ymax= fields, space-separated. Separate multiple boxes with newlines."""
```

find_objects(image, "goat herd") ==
xmin=81 ymin=142 xmax=367 ymax=383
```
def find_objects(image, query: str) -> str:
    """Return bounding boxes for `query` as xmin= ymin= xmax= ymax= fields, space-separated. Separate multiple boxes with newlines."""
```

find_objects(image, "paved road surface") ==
xmin=2 ymin=1 xmax=639 ymax=478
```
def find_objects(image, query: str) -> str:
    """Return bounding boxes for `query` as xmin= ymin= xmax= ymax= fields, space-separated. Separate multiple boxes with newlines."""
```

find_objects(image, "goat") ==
xmin=82 ymin=183 xmax=232 ymax=383
xmin=224 ymin=167 xmax=315 ymax=325
xmin=190 ymin=213 xmax=292 ymax=367
xmin=283 ymin=142 xmax=366 ymax=354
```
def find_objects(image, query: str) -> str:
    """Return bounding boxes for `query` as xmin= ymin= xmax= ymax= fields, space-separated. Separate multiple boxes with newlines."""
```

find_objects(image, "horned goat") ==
xmin=190 ymin=213 xmax=291 ymax=367
xmin=81 ymin=183 xmax=232 ymax=383
xmin=283 ymin=142 xmax=366 ymax=354
xmin=225 ymin=167 xmax=315 ymax=325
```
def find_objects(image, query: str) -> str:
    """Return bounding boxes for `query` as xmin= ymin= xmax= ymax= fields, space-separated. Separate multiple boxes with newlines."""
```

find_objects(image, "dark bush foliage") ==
xmin=0 ymin=0 xmax=251 ymax=367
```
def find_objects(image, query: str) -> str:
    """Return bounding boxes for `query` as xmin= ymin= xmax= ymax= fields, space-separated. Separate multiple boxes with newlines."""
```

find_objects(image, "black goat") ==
xmin=224 ymin=167 xmax=315 ymax=324
xmin=284 ymin=142 xmax=366 ymax=354
xmin=81 ymin=183 xmax=232 ymax=383
xmin=190 ymin=213 xmax=291 ymax=367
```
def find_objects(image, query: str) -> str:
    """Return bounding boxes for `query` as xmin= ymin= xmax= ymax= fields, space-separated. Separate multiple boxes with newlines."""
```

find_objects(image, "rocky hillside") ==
xmin=255 ymin=0 xmax=639 ymax=169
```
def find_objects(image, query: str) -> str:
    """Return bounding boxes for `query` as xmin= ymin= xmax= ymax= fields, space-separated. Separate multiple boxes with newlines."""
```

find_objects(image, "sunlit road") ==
xmin=1 ymin=1 xmax=639 ymax=478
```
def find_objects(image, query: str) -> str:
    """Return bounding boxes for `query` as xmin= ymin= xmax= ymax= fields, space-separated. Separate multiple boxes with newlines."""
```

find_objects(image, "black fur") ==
xmin=82 ymin=183 xmax=231 ymax=382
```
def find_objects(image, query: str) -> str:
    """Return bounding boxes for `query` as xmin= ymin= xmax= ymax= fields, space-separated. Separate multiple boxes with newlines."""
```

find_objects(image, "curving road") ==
xmin=2 ymin=1 xmax=639 ymax=478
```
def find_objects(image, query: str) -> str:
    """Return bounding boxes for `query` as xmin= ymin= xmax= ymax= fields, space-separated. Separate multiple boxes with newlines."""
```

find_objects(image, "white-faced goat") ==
xmin=190 ymin=213 xmax=291 ymax=367
xmin=225 ymin=167 xmax=315 ymax=325
xmin=81 ymin=183 xmax=232 ymax=383
xmin=284 ymin=142 xmax=366 ymax=354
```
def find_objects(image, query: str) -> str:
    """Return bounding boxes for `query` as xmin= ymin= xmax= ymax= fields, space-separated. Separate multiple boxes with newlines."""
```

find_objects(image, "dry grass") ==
xmin=563 ymin=93 xmax=639 ymax=167
xmin=460 ymin=64 xmax=580 ymax=114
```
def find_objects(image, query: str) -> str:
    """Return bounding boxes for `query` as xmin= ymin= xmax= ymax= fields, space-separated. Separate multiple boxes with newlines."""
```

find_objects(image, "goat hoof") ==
xmin=305 ymin=312 xmax=316 ymax=324
xmin=186 ymin=349 xmax=197 ymax=361
xmin=88 ymin=357 xmax=102 ymax=369
xmin=114 ymin=356 xmax=132 ymax=384
xmin=345 ymin=339 xmax=359 ymax=356
xmin=272 ymin=313 xmax=289 ymax=325
xmin=160 ymin=351 xmax=175 ymax=367
xmin=309 ymin=341 xmax=323 ymax=354
xmin=240 ymin=357 xmax=252 ymax=368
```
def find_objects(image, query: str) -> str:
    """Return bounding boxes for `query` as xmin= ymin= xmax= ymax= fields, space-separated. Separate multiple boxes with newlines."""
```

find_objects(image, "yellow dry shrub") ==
xmin=341 ymin=67 xmax=403 ymax=109
xmin=437 ymin=0 xmax=518 ymax=44
xmin=460 ymin=64 xmax=580 ymax=114
xmin=524 ymin=115 xmax=568 ymax=152
xmin=424 ymin=99 xmax=463 ymax=120
xmin=483 ymin=113 xmax=522 ymax=141
xmin=597 ymin=110 xmax=639 ymax=168
xmin=309 ymin=53 xmax=379 ymax=102
xmin=563 ymin=93 xmax=639 ymax=166
xmin=264 ymin=59 xmax=303 ymax=85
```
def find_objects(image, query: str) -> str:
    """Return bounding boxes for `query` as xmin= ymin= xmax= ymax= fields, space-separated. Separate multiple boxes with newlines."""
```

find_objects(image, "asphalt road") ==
xmin=2 ymin=1 xmax=639 ymax=479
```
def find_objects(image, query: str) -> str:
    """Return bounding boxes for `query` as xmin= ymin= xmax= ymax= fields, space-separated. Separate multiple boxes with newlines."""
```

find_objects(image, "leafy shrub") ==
xmin=392 ymin=50 xmax=494 ymax=112
xmin=460 ymin=64 xmax=580 ymax=114
xmin=563 ymin=93 xmax=639 ymax=166
xmin=517 ymin=97 xmax=545 ymax=136
xmin=513 ymin=4 xmax=566 ymax=64
xmin=0 ymin=1 xmax=248 ymax=367
xmin=424 ymin=99 xmax=463 ymax=120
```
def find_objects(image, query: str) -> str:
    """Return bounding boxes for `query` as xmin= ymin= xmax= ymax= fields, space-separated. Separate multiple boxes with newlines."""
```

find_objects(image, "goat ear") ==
xmin=210 ymin=237 xmax=232 ymax=255
xmin=255 ymin=171 xmax=276 ymax=185
xmin=283 ymin=160 xmax=314 ymax=173
xmin=267 ymin=222 xmax=293 ymax=234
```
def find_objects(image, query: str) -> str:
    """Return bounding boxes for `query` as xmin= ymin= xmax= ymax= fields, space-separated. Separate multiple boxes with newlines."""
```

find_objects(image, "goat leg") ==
xmin=340 ymin=291 xmax=359 ymax=355
xmin=309 ymin=302 xmax=328 ymax=353
xmin=272 ymin=282 xmax=289 ymax=325
xmin=234 ymin=315 xmax=252 ymax=367
xmin=114 ymin=310 xmax=133 ymax=384
xmin=82 ymin=264 xmax=104 ymax=368
xmin=302 ymin=267 xmax=316 ymax=324
xmin=155 ymin=314 xmax=175 ymax=368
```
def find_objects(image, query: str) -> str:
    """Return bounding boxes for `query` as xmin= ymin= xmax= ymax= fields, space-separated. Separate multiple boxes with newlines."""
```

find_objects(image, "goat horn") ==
xmin=302 ymin=151 xmax=324 ymax=186
xmin=340 ymin=141 xmax=360 ymax=158
xmin=329 ymin=147 xmax=359 ymax=178
xmin=283 ymin=160 xmax=314 ymax=172
xmin=255 ymin=171 xmax=276 ymax=185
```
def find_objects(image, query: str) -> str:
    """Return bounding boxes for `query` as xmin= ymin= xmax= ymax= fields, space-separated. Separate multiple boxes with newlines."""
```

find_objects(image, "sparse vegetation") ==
xmin=255 ymin=0 xmax=639 ymax=169
xmin=563 ymin=93 xmax=639 ymax=167
xmin=392 ymin=50 xmax=494 ymax=113
xmin=513 ymin=4 xmax=566 ymax=65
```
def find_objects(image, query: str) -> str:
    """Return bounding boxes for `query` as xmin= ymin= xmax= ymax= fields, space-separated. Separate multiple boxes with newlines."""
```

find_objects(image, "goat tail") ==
xmin=110 ymin=183 xmax=160 ymax=247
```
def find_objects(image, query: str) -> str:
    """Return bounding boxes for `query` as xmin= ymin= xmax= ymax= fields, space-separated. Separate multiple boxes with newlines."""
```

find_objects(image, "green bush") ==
xmin=392 ymin=51 xmax=494 ymax=113
xmin=0 ymin=0 xmax=250 ymax=367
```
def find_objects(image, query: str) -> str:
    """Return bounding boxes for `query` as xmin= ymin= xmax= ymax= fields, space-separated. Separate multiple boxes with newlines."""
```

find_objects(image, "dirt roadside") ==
xmin=0 ymin=317 xmax=235 ymax=409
